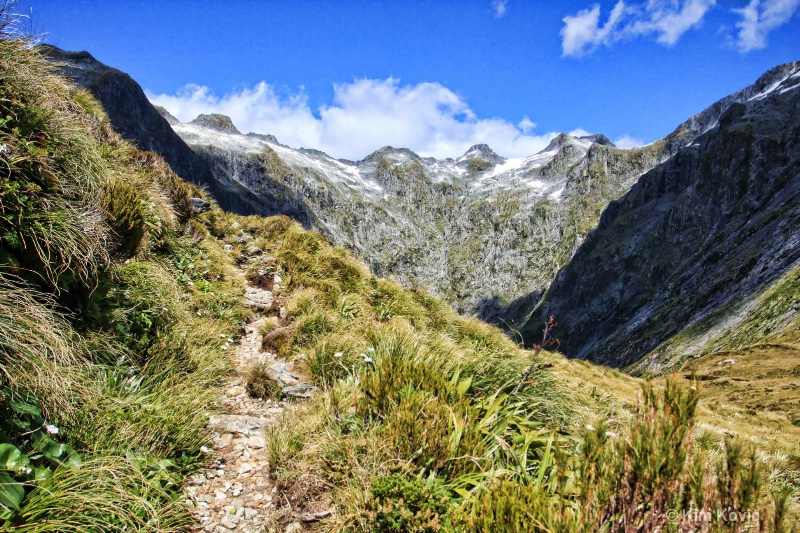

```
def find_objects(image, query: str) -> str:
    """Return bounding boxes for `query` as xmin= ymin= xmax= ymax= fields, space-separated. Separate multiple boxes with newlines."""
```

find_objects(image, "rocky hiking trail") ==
xmin=185 ymin=264 xmax=320 ymax=532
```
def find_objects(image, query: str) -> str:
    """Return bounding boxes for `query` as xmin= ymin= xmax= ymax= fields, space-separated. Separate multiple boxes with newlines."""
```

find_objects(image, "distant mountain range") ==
xmin=44 ymin=45 xmax=800 ymax=372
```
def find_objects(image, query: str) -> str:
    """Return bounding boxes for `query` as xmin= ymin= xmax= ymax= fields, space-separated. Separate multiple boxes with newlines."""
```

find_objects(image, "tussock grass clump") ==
xmin=7 ymin=456 xmax=193 ymax=532
xmin=306 ymin=334 xmax=370 ymax=387
xmin=89 ymin=260 xmax=183 ymax=361
xmin=358 ymin=349 xmax=455 ymax=420
xmin=0 ymin=38 xmax=111 ymax=289
xmin=0 ymin=279 xmax=84 ymax=418
xmin=292 ymin=310 xmax=340 ymax=347
xmin=463 ymin=381 xmax=787 ymax=532
xmin=72 ymin=372 xmax=218 ymax=459
xmin=246 ymin=360 xmax=282 ymax=399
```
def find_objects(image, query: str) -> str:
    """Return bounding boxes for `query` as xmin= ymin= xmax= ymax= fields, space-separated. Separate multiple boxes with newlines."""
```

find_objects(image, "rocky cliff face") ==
xmin=168 ymin=117 xmax=669 ymax=316
xmin=522 ymin=62 xmax=800 ymax=372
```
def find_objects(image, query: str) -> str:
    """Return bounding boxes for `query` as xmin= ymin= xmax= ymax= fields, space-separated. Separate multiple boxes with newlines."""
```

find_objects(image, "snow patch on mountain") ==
xmin=174 ymin=121 xmax=384 ymax=195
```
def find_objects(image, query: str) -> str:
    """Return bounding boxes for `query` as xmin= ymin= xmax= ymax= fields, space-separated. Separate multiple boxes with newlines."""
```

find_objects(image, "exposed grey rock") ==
xmin=267 ymin=361 xmax=299 ymax=386
xmin=208 ymin=414 xmax=272 ymax=436
xmin=246 ymin=436 xmax=266 ymax=449
xmin=300 ymin=510 xmax=332 ymax=522
xmin=282 ymin=383 xmax=316 ymax=399
xmin=244 ymin=286 xmax=273 ymax=310
xmin=154 ymin=105 xmax=180 ymax=125
xmin=246 ymin=132 xmax=281 ymax=144
xmin=580 ymin=134 xmax=615 ymax=147
xmin=191 ymin=197 xmax=212 ymax=213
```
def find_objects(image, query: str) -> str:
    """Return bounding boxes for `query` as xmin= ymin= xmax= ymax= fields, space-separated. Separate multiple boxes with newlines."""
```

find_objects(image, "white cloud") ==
xmin=493 ymin=0 xmax=508 ymax=18
xmin=148 ymin=79 xmax=568 ymax=160
xmin=518 ymin=116 xmax=536 ymax=133
xmin=614 ymin=134 xmax=646 ymax=147
xmin=561 ymin=0 xmax=716 ymax=56
xmin=561 ymin=1 xmax=629 ymax=57
xmin=733 ymin=0 xmax=800 ymax=52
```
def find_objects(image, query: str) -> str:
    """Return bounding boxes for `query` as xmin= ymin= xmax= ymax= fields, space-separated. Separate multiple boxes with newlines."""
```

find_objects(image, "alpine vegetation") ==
xmin=0 ymin=2 xmax=797 ymax=531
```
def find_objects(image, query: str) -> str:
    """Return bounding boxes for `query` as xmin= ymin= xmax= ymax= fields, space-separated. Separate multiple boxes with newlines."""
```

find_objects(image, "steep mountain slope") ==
xmin=522 ymin=61 xmax=800 ymax=373
xmin=41 ymin=46 xmax=282 ymax=216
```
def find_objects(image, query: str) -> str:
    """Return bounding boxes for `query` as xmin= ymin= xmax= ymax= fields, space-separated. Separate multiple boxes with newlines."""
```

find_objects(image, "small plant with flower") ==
xmin=0 ymin=387 xmax=82 ymax=516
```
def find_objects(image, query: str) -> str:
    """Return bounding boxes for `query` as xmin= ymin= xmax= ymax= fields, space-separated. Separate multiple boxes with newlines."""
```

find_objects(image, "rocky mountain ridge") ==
xmin=157 ymin=63 xmax=799 ymax=320
xmin=40 ymin=46 xmax=279 ymax=217
xmin=167 ymin=114 xmax=670 ymax=316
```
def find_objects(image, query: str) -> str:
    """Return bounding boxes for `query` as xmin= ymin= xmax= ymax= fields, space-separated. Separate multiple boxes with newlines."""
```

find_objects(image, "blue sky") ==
xmin=20 ymin=0 xmax=800 ymax=159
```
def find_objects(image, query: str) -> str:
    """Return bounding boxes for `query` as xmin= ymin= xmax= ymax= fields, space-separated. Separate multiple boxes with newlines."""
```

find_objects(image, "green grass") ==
xmin=206 ymin=207 xmax=795 ymax=530
xmin=6 ymin=457 xmax=193 ymax=532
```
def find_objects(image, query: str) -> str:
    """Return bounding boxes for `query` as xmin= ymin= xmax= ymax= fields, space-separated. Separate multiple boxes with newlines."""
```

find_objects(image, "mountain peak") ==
xmin=247 ymin=132 xmax=281 ymax=145
xmin=543 ymin=133 xmax=575 ymax=152
xmin=362 ymin=145 xmax=421 ymax=163
xmin=190 ymin=114 xmax=240 ymax=134
xmin=459 ymin=143 xmax=502 ymax=163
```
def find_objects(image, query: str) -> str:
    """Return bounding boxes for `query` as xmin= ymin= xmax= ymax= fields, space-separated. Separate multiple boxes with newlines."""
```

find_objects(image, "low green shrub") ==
xmin=292 ymin=311 xmax=339 ymax=347
xmin=306 ymin=335 xmax=370 ymax=387
xmin=365 ymin=473 xmax=455 ymax=533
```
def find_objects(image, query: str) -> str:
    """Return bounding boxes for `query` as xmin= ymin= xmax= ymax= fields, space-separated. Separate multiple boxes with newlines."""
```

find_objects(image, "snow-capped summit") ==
xmin=457 ymin=144 xmax=504 ymax=164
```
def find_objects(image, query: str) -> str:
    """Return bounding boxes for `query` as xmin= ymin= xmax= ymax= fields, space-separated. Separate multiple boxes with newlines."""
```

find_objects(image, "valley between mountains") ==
xmin=48 ymin=45 xmax=800 ymax=373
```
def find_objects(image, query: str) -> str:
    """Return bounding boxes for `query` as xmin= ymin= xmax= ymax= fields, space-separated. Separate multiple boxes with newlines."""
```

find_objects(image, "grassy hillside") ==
xmin=0 ymin=24 xmax=246 ymax=530
xmin=214 ymin=212 xmax=796 ymax=531
xmin=0 ymin=15 xmax=796 ymax=532
xmin=652 ymin=265 xmax=800 ymax=467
